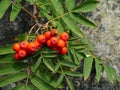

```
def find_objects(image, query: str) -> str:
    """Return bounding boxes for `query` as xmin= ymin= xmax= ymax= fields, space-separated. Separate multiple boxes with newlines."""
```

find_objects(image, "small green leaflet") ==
xmin=62 ymin=15 xmax=84 ymax=38
xmin=65 ymin=0 xmax=75 ymax=11
xmin=50 ymin=0 xmax=64 ymax=14
xmin=65 ymin=71 xmax=83 ymax=77
xmin=10 ymin=3 xmax=22 ymax=21
xmin=104 ymin=64 xmax=117 ymax=83
xmin=55 ymin=74 xmax=64 ymax=87
xmin=73 ymin=0 xmax=99 ymax=12
xmin=0 ymin=62 xmax=27 ymax=75
xmin=43 ymin=59 xmax=55 ymax=72
xmin=66 ymin=77 xmax=75 ymax=90
xmin=0 ymin=0 xmax=11 ymax=18
xmin=70 ymin=13 xmax=97 ymax=28
xmin=0 ymin=54 xmax=14 ymax=63
xmin=30 ymin=76 xmax=54 ymax=90
xmin=32 ymin=56 xmax=42 ymax=72
xmin=95 ymin=59 xmax=102 ymax=81
xmin=83 ymin=56 xmax=93 ymax=80
xmin=60 ymin=60 xmax=78 ymax=68
xmin=0 ymin=45 xmax=14 ymax=55
xmin=0 ymin=72 xmax=27 ymax=87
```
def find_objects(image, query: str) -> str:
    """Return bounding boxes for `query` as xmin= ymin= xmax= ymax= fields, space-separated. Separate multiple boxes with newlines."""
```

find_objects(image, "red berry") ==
xmin=60 ymin=32 xmax=69 ymax=41
xmin=50 ymin=36 xmax=58 ymax=45
xmin=37 ymin=34 xmax=46 ymax=43
xmin=46 ymin=40 xmax=52 ymax=47
xmin=44 ymin=31 xmax=51 ymax=40
xmin=50 ymin=29 xmax=58 ymax=36
xmin=20 ymin=41 xmax=28 ymax=50
xmin=57 ymin=39 xmax=65 ymax=48
xmin=13 ymin=43 xmax=20 ymax=52
xmin=18 ymin=50 xmax=27 ymax=58
xmin=59 ymin=47 xmax=67 ymax=55
xmin=27 ymin=42 xmax=37 ymax=52
xmin=34 ymin=40 xmax=42 ymax=49
xmin=14 ymin=53 xmax=21 ymax=60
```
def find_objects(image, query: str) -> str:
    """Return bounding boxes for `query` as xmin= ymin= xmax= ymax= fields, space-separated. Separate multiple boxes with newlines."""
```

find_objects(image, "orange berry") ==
xmin=50 ymin=36 xmax=59 ymax=45
xmin=13 ymin=43 xmax=20 ymax=52
xmin=57 ymin=39 xmax=65 ymax=48
xmin=59 ymin=47 xmax=67 ymax=55
xmin=37 ymin=34 xmax=46 ymax=43
xmin=18 ymin=50 xmax=27 ymax=58
xmin=50 ymin=29 xmax=58 ymax=36
xmin=14 ymin=53 xmax=21 ymax=60
xmin=44 ymin=31 xmax=51 ymax=40
xmin=27 ymin=42 xmax=37 ymax=52
xmin=46 ymin=40 xmax=52 ymax=47
xmin=34 ymin=40 xmax=42 ymax=49
xmin=60 ymin=32 xmax=69 ymax=41
xmin=20 ymin=41 xmax=28 ymax=50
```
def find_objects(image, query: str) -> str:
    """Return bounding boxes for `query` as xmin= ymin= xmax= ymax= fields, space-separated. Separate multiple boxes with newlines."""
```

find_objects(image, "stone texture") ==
xmin=82 ymin=0 xmax=120 ymax=75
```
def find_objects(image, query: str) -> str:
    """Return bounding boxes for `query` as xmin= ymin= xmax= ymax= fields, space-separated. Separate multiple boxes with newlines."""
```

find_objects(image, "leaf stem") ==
xmin=24 ymin=60 xmax=31 ymax=90
xmin=47 ymin=11 xmax=72 ymax=24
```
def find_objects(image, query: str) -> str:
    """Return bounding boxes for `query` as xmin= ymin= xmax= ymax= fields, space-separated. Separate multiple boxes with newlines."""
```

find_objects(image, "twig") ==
xmin=22 ymin=7 xmax=36 ymax=19
xmin=28 ymin=24 xmax=37 ymax=35
xmin=24 ymin=61 xmax=31 ymax=90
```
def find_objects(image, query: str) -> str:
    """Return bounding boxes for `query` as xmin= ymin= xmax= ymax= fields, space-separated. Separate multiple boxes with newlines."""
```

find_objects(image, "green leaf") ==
xmin=0 ymin=62 xmax=28 ymax=75
xmin=70 ymin=43 xmax=86 ymax=50
xmin=116 ymin=76 xmax=120 ymax=82
xmin=65 ymin=71 xmax=83 ymax=77
xmin=55 ymin=74 xmax=64 ymax=87
xmin=11 ymin=84 xmax=38 ymax=90
xmin=66 ymin=0 xmax=75 ymax=11
xmin=66 ymin=77 xmax=75 ymax=90
xmin=42 ymin=53 xmax=57 ymax=58
xmin=10 ymin=3 xmax=22 ymax=21
xmin=95 ymin=59 xmax=102 ymax=81
xmin=35 ymin=69 xmax=57 ymax=87
xmin=0 ymin=72 xmax=27 ymax=87
xmin=25 ymin=0 xmax=35 ymax=5
xmin=70 ymin=13 xmax=97 ymax=28
xmin=17 ymin=34 xmax=28 ymax=42
xmin=43 ymin=59 xmax=55 ymax=72
xmin=32 ymin=56 xmax=42 ymax=72
xmin=88 ymin=43 xmax=94 ymax=51
xmin=104 ymin=64 xmax=116 ymax=83
xmin=50 ymin=0 xmax=64 ymax=14
xmin=73 ymin=0 xmax=99 ymax=12
xmin=0 ymin=45 xmax=14 ymax=55
xmin=0 ymin=54 xmax=14 ymax=63
xmin=0 ymin=0 xmax=11 ymax=18
xmin=83 ymin=56 xmax=93 ymax=80
xmin=60 ymin=60 xmax=78 ymax=68
xmin=62 ymin=15 xmax=84 ymax=38
xmin=57 ymin=21 xmax=64 ymax=35
xmin=30 ymin=75 xmax=54 ymax=90
xmin=69 ymin=49 xmax=80 ymax=65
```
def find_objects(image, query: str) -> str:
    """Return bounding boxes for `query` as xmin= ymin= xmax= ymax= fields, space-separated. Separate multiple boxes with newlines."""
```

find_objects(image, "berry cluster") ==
xmin=13 ymin=29 xmax=69 ymax=60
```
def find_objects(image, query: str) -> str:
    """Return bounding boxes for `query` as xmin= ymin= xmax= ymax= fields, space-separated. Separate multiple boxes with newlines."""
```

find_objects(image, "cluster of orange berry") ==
xmin=13 ymin=29 xmax=69 ymax=60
